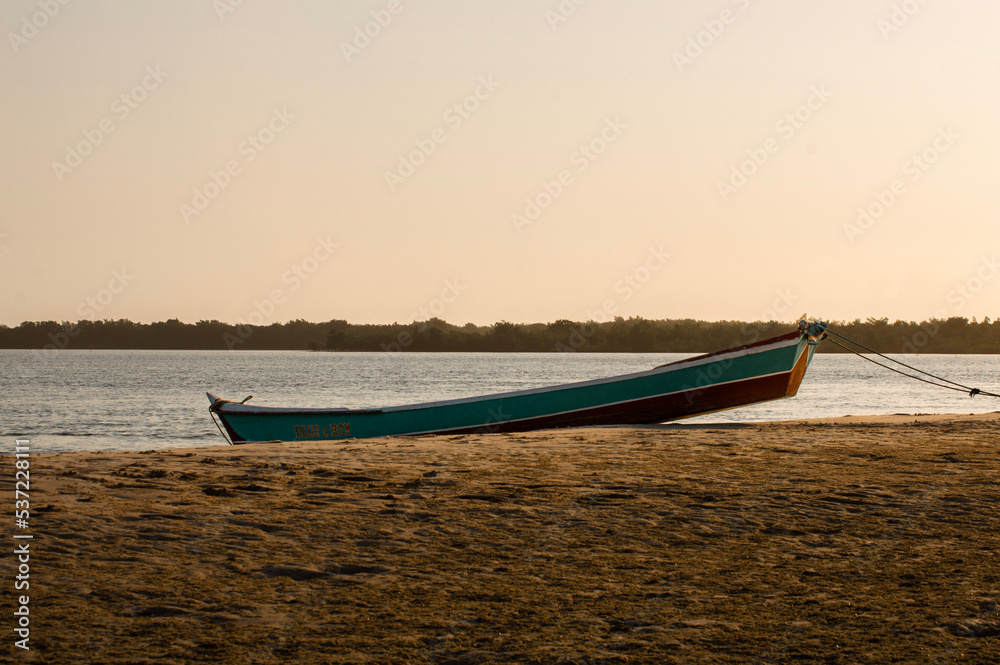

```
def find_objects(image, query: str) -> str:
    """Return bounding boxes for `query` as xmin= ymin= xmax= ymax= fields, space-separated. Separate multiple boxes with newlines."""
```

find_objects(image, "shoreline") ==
xmin=17 ymin=411 xmax=1000 ymax=457
xmin=6 ymin=414 xmax=999 ymax=663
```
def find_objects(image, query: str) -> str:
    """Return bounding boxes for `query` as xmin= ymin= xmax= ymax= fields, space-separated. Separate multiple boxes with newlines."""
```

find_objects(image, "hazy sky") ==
xmin=2 ymin=0 xmax=999 ymax=327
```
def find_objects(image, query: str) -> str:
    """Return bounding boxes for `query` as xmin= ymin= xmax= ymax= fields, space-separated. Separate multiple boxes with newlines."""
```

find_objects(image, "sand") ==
xmin=4 ymin=413 xmax=1000 ymax=664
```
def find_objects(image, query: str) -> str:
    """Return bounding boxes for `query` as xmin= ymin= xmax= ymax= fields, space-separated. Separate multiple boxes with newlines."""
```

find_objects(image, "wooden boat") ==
xmin=207 ymin=321 xmax=827 ymax=444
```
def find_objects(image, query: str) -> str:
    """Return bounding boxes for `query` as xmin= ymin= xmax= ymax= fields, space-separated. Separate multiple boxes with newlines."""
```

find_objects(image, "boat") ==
xmin=207 ymin=320 xmax=828 ymax=444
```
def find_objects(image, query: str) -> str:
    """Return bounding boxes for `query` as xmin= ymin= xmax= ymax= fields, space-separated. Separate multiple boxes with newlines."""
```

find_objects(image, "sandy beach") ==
xmin=5 ymin=413 xmax=1000 ymax=663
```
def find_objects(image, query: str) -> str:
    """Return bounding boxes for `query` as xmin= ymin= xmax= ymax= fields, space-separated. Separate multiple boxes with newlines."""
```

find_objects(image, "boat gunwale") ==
xmin=654 ymin=330 xmax=800 ymax=368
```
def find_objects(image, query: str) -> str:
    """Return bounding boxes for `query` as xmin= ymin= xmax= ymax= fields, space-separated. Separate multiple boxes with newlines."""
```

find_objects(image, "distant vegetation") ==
xmin=1 ymin=316 xmax=998 ymax=353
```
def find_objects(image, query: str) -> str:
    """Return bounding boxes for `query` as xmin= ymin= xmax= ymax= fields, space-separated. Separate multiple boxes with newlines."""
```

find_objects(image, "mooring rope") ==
xmin=822 ymin=328 xmax=1000 ymax=399
xmin=208 ymin=403 xmax=235 ymax=445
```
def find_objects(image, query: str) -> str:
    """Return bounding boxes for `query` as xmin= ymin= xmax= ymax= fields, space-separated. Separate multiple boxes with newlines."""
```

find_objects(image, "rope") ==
xmin=823 ymin=328 xmax=1000 ymax=399
xmin=825 ymin=329 xmax=973 ymax=391
xmin=208 ymin=404 xmax=235 ymax=445
xmin=826 ymin=338 xmax=981 ymax=395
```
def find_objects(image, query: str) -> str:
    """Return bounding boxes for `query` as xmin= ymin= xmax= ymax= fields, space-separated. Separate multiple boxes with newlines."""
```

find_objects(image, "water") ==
xmin=1 ymin=350 xmax=998 ymax=453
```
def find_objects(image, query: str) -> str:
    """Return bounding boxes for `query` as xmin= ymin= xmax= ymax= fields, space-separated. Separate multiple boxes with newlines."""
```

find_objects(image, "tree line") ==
xmin=1 ymin=316 xmax=998 ymax=353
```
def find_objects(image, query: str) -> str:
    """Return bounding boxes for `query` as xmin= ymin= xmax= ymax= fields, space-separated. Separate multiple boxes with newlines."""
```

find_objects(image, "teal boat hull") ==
xmin=208 ymin=327 xmax=823 ymax=444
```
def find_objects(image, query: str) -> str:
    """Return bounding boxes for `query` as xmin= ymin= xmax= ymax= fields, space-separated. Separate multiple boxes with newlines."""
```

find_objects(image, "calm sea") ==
xmin=2 ymin=350 xmax=998 ymax=453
